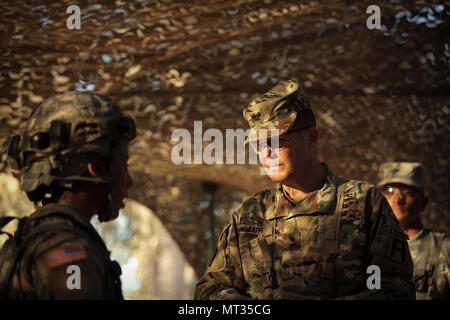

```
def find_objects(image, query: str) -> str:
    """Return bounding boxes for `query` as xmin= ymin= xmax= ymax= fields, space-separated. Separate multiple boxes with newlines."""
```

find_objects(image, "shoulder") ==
xmin=22 ymin=212 xmax=106 ymax=264
xmin=339 ymin=178 xmax=397 ymax=224
xmin=418 ymin=229 xmax=447 ymax=244
xmin=343 ymin=178 xmax=386 ymax=204
xmin=427 ymin=230 xmax=447 ymax=241
xmin=342 ymin=178 xmax=378 ymax=197
xmin=339 ymin=178 xmax=383 ymax=211
xmin=415 ymin=230 xmax=449 ymax=266
xmin=426 ymin=230 xmax=449 ymax=252
xmin=26 ymin=216 xmax=108 ymax=286
xmin=233 ymin=186 xmax=278 ymax=222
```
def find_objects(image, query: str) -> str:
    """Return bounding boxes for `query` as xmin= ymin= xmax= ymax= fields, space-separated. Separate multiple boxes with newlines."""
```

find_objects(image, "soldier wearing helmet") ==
xmin=195 ymin=80 xmax=415 ymax=300
xmin=1 ymin=91 xmax=136 ymax=299
xmin=378 ymin=162 xmax=449 ymax=300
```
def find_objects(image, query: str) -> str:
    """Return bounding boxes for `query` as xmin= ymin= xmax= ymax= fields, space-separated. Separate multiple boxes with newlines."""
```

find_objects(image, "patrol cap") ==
xmin=378 ymin=162 xmax=425 ymax=193
xmin=243 ymin=80 xmax=314 ymax=144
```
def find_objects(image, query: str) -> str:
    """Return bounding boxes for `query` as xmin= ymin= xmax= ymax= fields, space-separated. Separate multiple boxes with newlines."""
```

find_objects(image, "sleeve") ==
xmin=29 ymin=232 xmax=108 ymax=300
xmin=435 ymin=236 xmax=450 ymax=300
xmin=194 ymin=213 xmax=250 ymax=300
xmin=336 ymin=187 xmax=416 ymax=300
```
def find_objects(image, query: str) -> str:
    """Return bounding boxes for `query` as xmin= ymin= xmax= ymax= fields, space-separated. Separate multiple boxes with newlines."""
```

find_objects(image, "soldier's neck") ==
xmin=59 ymin=196 xmax=95 ymax=221
xmin=402 ymin=225 xmax=423 ymax=240
xmin=58 ymin=182 xmax=107 ymax=221
xmin=282 ymin=162 xmax=326 ymax=202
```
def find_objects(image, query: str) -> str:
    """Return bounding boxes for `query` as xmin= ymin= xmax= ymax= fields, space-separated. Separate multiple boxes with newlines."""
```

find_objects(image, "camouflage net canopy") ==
xmin=0 ymin=0 xmax=449 ymax=277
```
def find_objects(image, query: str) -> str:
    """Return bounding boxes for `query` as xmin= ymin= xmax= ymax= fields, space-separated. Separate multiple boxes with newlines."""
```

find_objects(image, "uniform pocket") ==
xmin=239 ymin=235 xmax=271 ymax=298
xmin=280 ymin=220 xmax=325 ymax=288
xmin=415 ymin=264 xmax=435 ymax=293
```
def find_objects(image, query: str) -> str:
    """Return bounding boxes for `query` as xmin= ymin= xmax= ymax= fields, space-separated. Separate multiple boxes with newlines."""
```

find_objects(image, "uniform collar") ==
xmin=408 ymin=228 xmax=428 ymax=242
xmin=266 ymin=163 xmax=338 ymax=220
xmin=35 ymin=202 xmax=99 ymax=233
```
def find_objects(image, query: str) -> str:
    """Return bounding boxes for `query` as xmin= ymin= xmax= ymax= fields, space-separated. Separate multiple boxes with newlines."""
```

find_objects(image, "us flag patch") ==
xmin=44 ymin=242 xmax=87 ymax=269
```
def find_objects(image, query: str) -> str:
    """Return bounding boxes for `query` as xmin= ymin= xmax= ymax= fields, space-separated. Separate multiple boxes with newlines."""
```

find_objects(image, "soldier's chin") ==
xmin=391 ymin=207 xmax=408 ymax=221
xmin=396 ymin=210 xmax=420 ymax=226
xmin=97 ymin=205 xmax=120 ymax=222
xmin=110 ymin=207 xmax=121 ymax=220
xmin=264 ymin=166 xmax=286 ymax=181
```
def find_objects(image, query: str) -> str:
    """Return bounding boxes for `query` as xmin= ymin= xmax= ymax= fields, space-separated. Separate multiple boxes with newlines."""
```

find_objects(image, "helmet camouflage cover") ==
xmin=7 ymin=91 xmax=136 ymax=221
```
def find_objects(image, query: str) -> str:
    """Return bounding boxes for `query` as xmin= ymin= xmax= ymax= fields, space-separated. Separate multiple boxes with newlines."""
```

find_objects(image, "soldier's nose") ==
xmin=262 ymin=145 xmax=272 ymax=157
xmin=394 ymin=193 xmax=405 ymax=205
xmin=259 ymin=146 xmax=276 ymax=165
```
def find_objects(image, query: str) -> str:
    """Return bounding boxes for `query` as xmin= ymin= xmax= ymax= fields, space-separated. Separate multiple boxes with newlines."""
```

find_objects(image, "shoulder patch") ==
xmin=44 ymin=242 xmax=87 ymax=269
xmin=387 ymin=231 xmax=409 ymax=264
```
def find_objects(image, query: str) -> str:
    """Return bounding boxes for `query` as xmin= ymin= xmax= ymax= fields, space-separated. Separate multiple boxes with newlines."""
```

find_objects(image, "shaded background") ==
xmin=0 ymin=0 xmax=449 ymax=298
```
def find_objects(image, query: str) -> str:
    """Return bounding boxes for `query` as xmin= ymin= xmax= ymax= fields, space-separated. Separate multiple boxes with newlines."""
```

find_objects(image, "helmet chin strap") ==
xmin=52 ymin=168 xmax=118 ymax=222
xmin=54 ymin=142 xmax=126 ymax=223
xmin=97 ymin=178 xmax=120 ymax=222
xmin=96 ymin=141 xmax=128 ymax=223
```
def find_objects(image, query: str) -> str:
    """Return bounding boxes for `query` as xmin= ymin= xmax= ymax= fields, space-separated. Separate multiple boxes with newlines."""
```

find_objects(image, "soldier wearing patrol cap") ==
xmin=195 ymin=80 xmax=415 ymax=300
xmin=0 ymin=91 xmax=136 ymax=299
xmin=378 ymin=162 xmax=449 ymax=300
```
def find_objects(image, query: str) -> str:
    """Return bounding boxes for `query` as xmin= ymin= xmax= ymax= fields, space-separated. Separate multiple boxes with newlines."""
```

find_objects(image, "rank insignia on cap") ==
xmin=44 ymin=242 xmax=87 ymax=269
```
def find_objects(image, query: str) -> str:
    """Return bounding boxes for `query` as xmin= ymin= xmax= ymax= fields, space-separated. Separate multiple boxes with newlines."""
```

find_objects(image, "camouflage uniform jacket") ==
xmin=5 ymin=203 xmax=123 ymax=299
xmin=195 ymin=164 xmax=415 ymax=300
xmin=408 ymin=229 xmax=449 ymax=300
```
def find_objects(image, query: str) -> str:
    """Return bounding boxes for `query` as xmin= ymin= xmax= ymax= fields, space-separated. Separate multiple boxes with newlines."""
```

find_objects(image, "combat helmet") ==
xmin=6 ymin=91 xmax=136 ymax=222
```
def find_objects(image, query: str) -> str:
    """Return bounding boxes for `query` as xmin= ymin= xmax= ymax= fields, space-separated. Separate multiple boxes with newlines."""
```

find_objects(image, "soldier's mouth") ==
xmin=119 ymin=196 xmax=128 ymax=208
xmin=263 ymin=164 xmax=282 ymax=168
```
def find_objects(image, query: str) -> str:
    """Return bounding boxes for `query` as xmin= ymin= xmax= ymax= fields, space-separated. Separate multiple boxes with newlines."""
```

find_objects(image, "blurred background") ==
xmin=0 ymin=0 xmax=448 ymax=299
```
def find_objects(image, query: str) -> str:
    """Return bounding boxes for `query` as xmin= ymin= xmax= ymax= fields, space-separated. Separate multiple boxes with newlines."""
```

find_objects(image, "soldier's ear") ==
xmin=306 ymin=127 xmax=319 ymax=148
xmin=87 ymin=155 xmax=109 ymax=177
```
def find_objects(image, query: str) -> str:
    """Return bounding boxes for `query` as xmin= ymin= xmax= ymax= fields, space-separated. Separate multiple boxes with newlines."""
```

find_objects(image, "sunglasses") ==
xmin=249 ymin=126 xmax=311 ymax=155
xmin=381 ymin=185 xmax=419 ymax=199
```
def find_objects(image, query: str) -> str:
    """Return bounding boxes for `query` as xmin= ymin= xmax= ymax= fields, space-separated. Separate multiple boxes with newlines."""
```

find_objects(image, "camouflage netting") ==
xmin=0 ymin=0 xmax=449 ymax=277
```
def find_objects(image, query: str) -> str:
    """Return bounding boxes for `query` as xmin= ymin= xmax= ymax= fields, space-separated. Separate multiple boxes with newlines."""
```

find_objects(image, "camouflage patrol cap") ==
xmin=378 ymin=162 xmax=425 ymax=193
xmin=243 ymin=80 xmax=313 ymax=143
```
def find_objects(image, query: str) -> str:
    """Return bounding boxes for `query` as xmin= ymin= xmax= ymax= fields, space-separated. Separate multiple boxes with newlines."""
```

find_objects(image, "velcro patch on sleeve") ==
xmin=387 ymin=231 xmax=408 ymax=265
xmin=44 ymin=242 xmax=87 ymax=269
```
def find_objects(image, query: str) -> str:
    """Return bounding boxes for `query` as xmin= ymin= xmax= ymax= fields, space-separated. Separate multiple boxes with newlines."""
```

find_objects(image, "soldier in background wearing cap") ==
xmin=0 ymin=91 xmax=136 ymax=299
xmin=378 ymin=162 xmax=449 ymax=300
xmin=195 ymin=80 xmax=415 ymax=300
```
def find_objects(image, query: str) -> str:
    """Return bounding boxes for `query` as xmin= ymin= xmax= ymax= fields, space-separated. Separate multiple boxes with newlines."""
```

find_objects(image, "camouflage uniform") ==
xmin=1 ymin=91 xmax=136 ymax=299
xmin=5 ymin=203 xmax=123 ymax=299
xmin=378 ymin=162 xmax=450 ymax=300
xmin=409 ymin=229 xmax=449 ymax=300
xmin=195 ymin=80 xmax=415 ymax=300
